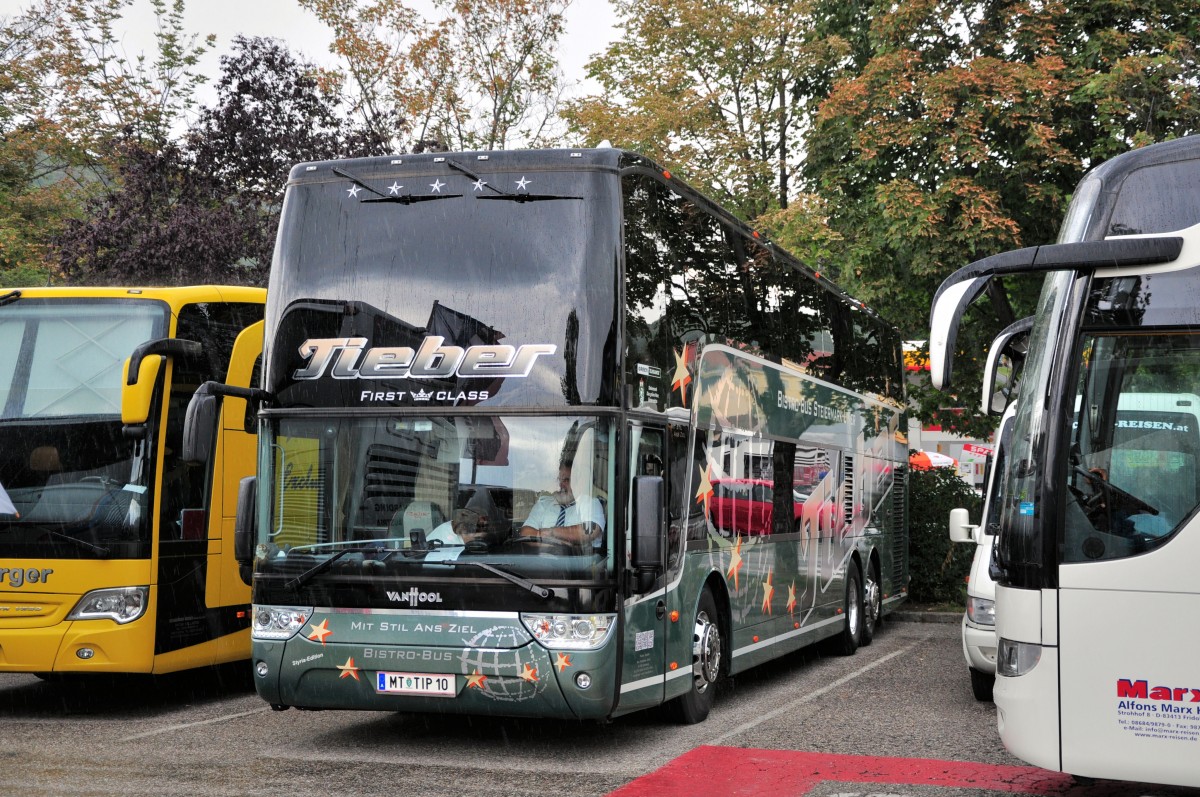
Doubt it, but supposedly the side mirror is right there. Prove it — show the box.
[122,354,163,426]
[235,476,256,585]
[181,384,220,464]
[948,507,978,544]
[630,475,664,592]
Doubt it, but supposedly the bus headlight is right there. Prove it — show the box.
[966,596,996,626]
[521,613,616,650]
[996,637,1041,677]
[252,605,312,640]
[67,587,148,624]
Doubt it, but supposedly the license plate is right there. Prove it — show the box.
[376,671,456,697]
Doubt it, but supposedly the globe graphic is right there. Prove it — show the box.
[458,624,548,703]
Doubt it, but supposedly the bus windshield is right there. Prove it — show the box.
[0,299,167,559]
[265,164,619,410]
[256,413,617,588]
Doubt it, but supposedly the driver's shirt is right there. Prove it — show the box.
[523,496,606,548]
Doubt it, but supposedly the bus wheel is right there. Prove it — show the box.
[861,563,881,647]
[673,588,722,724]
[969,667,995,702]
[832,564,863,656]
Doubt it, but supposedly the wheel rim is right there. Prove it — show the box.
[692,610,721,693]
[847,578,860,634]
[864,572,881,623]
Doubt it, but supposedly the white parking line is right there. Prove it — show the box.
[707,639,924,747]
[119,706,272,741]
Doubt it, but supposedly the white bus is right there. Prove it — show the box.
[929,135,1200,788]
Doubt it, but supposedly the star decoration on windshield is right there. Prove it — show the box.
[430,178,445,193]
[726,535,744,590]
[472,179,487,192]
[519,663,539,683]
[388,182,403,194]
[786,581,797,614]
[761,569,775,614]
[554,652,572,673]
[307,618,332,645]
[514,176,531,191]
[337,656,360,680]
[346,184,362,199]
[466,670,488,689]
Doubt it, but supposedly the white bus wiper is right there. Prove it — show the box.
[428,559,551,599]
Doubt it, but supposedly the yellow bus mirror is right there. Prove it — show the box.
[122,354,163,425]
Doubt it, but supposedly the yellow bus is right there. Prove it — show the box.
[0,286,264,675]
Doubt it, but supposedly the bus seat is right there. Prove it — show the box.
[402,501,443,537]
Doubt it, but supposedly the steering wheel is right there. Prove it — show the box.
[1073,467,1158,536]
[511,532,576,554]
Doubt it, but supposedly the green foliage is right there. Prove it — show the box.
[906,465,980,604]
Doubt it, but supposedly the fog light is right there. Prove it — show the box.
[256,661,269,677]
[575,672,592,689]
[76,648,95,659]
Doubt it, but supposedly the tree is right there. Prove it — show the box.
[0,0,213,282]
[564,0,836,221]
[299,0,570,153]
[797,0,1200,436]
[56,36,385,285]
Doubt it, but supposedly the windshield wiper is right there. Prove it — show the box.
[334,164,463,205]
[444,158,579,203]
[44,528,110,558]
[0,290,20,307]
[288,545,386,590]
[429,560,551,599]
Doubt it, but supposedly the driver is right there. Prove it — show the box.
[517,462,605,548]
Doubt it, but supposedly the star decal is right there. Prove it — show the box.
[514,175,531,191]
[466,670,488,689]
[554,652,572,673]
[761,569,775,614]
[472,178,487,192]
[346,184,362,199]
[519,663,539,683]
[337,656,360,680]
[306,618,332,645]
[786,581,797,614]
[726,535,744,590]
[388,181,403,194]
[671,347,692,404]
[430,178,445,193]
[694,462,714,519]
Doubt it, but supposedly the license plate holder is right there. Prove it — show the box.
[375,671,456,697]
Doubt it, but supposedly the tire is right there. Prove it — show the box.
[860,562,881,647]
[831,563,863,656]
[672,588,723,724]
[970,667,995,702]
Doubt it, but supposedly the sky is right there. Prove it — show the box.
[0,0,619,103]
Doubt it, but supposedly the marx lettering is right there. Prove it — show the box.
[1117,678,1200,702]
[293,336,555,382]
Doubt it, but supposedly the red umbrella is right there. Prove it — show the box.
[909,450,958,470]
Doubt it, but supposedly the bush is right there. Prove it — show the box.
[907,466,981,604]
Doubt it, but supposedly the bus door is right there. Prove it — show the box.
[617,423,667,713]
[154,313,262,670]
[1056,339,1200,781]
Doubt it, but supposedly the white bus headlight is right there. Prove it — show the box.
[252,605,312,640]
[997,637,1042,677]
[966,596,996,626]
[67,586,148,624]
[521,613,616,650]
